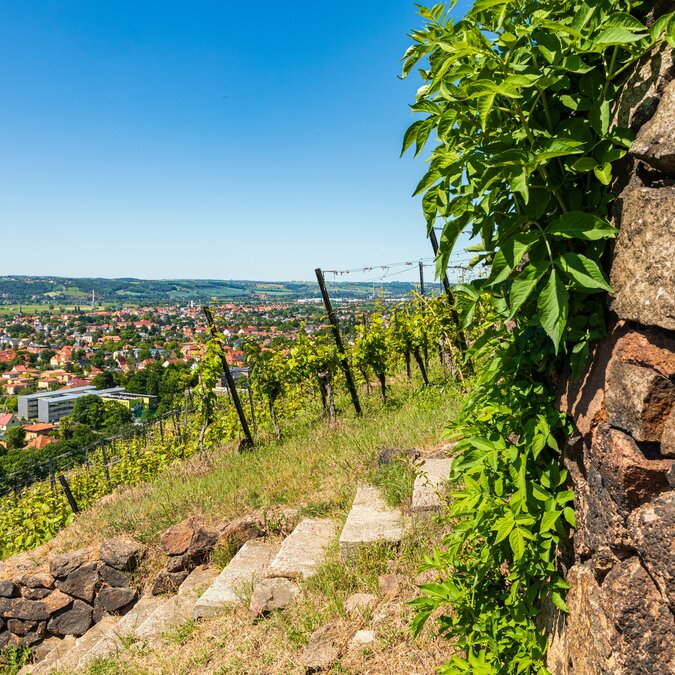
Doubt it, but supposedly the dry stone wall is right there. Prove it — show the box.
[548,36,675,675]
[0,537,144,656]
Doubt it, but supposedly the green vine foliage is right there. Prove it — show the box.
[403,1,672,672]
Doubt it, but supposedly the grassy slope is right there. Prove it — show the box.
[65,375,461,551]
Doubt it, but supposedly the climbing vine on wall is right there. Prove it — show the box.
[403,1,673,672]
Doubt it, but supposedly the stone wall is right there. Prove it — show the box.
[0,538,144,659]
[547,36,675,675]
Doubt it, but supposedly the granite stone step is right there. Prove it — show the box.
[134,564,218,640]
[76,595,165,668]
[192,540,278,619]
[411,458,452,514]
[339,486,406,563]
[265,518,337,580]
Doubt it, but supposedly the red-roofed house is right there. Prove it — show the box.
[0,414,21,437]
[25,435,55,450]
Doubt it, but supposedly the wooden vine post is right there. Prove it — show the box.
[315,268,362,416]
[202,306,255,449]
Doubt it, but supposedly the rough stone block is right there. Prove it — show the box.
[151,570,189,596]
[0,580,18,598]
[590,425,672,511]
[1,598,49,622]
[99,537,145,571]
[605,361,675,441]
[630,79,675,173]
[344,593,377,616]
[249,577,300,618]
[49,549,90,579]
[57,562,99,603]
[47,599,93,637]
[192,540,277,619]
[265,518,336,580]
[662,408,675,457]
[628,492,675,613]
[610,186,675,331]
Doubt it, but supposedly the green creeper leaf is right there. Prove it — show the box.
[509,527,526,560]
[551,591,569,613]
[540,509,561,533]
[563,507,577,528]
[547,212,617,240]
[509,165,529,203]
[508,261,549,319]
[537,269,569,352]
[493,516,515,543]
[571,157,597,172]
[594,27,647,45]
[556,253,612,292]
[401,119,423,157]
[594,162,612,185]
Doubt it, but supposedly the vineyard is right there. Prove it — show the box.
[0,292,468,561]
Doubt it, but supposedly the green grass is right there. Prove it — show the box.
[71,373,462,550]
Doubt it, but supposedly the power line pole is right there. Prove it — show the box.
[315,268,362,416]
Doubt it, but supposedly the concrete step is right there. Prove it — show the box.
[411,458,452,514]
[192,539,278,619]
[339,486,406,563]
[266,518,337,580]
[76,595,165,668]
[134,564,218,640]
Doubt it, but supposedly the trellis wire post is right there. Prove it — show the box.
[202,306,254,449]
[246,379,257,434]
[48,458,56,495]
[419,260,425,296]
[58,475,79,514]
[315,268,362,416]
[101,441,111,487]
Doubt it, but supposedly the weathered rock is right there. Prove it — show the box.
[250,577,300,618]
[662,408,675,457]
[0,630,19,649]
[628,492,675,612]
[43,589,73,614]
[560,564,620,674]
[20,572,54,590]
[605,361,675,442]
[590,425,672,511]
[57,562,99,603]
[166,554,191,573]
[612,41,675,131]
[31,635,64,662]
[301,639,339,672]
[219,514,265,550]
[1,598,49,621]
[602,557,675,674]
[21,587,52,600]
[378,574,402,600]
[21,621,47,646]
[98,564,131,588]
[151,570,189,595]
[192,539,278,619]
[94,586,137,616]
[49,549,91,579]
[47,599,93,637]
[0,580,18,598]
[99,537,145,571]
[7,618,37,636]
[350,629,375,647]
[187,526,218,560]
[266,518,337,580]
[344,592,377,616]
[610,186,675,331]
[159,520,194,556]
[630,79,675,173]
[613,325,675,378]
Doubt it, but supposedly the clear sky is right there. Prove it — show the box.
[0,1,471,283]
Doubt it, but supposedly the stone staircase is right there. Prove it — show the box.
[19,458,451,673]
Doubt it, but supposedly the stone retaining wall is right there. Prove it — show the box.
[547,32,675,675]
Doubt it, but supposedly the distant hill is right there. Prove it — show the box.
[0,276,431,306]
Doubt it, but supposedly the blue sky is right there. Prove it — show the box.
[0,1,471,282]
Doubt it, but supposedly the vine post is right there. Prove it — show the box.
[314,268,362,415]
